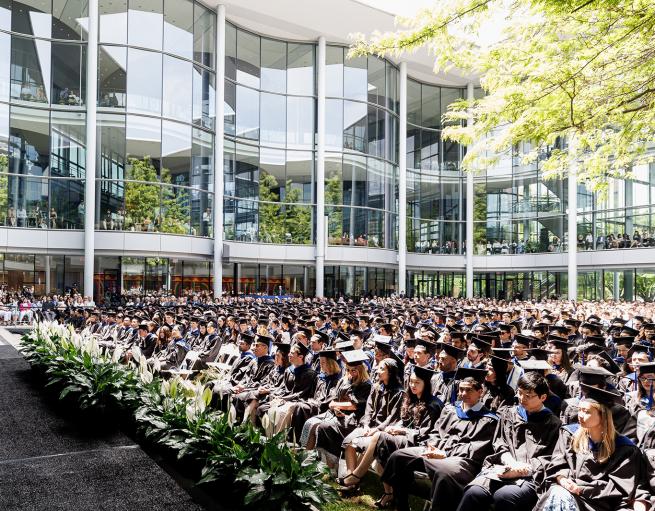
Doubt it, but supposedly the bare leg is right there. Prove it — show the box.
[352,431,380,478]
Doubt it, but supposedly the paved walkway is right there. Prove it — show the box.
[0,330,205,511]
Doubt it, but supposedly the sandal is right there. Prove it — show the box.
[337,472,362,488]
[374,492,394,509]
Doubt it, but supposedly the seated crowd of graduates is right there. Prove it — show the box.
[78,300,655,511]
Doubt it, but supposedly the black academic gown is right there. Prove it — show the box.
[381,402,498,511]
[255,364,317,419]
[560,397,638,443]
[432,370,457,405]
[290,372,342,441]
[231,356,276,416]
[535,424,643,511]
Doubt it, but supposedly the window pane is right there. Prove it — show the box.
[9,106,50,176]
[326,46,343,97]
[234,142,258,200]
[12,0,52,38]
[160,184,190,234]
[126,114,161,177]
[98,45,126,108]
[52,43,85,106]
[286,96,313,150]
[287,43,313,96]
[261,38,286,94]
[7,175,49,226]
[128,0,163,51]
[0,103,8,157]
[191,127,212,190]
[260,92,285,148]
[164,0,193,60]
[325,153,342,205]
[162,119,191,187]
[407,79,421,126]
[343,154,366,207]
[127,48,162,115]
[0,32,9,102]
[51,110,86,179]
[97,112,125,180]
[225,22,236,80]
[162,55,192,121]
[98,179,124,229]
[441,87,461,127]
[343,100,366,153]
[236,85,259,140]
[193,3,215,68]
[236,29,260,88]
[11,35,51,104]
[124,178,161,231]
[386,63,398,112]
[53,0,87,40]
[50,178,84,228]
[192,65,215,130]
[343,55,366,101]
[422,85,440,130]
[99,0,127,44]
[325,98,342,151]
[0,0,9,31]
[286,150,312,203]
[367,56,385,107]
[259,147,285,201]
[224,80,235,136]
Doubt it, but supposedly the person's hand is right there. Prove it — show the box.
[423,448,447,459]
[385,426,406,435]
[557,476,582,495]
[258,386,270,395]
[363,428,377,437]
[498,463,531,479]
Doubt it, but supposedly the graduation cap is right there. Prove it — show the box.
[585,335,607,347]
[342,349,369,366]
[439,343,465,360]
[610,317,627,325]
[292,342,310,357]
[334,340,355,352]
[374,338,394,353]
[519,359,552,372]
[350,329,365,339]
[490,355,509,377]
[412,365,437,382]
[572,365,613,386]
[454,367,487,384]
[513,334,536,348]
[529,348,554,361]
[595,351,622,375]
[579,383,624,407]
[273,341,292,354]
[586,314,601,322]
[549,325,570,336]
[470,337,492,353]
[628,343,653,360]
[547,338,573,351]
[415,338,438,354]
[313,331,330,344]
[449,330,466,341]
[238,332,255,344]
[621,326,639,337]
[498,323,512,332]
[491,347,513,361]
[318,349,338,360]
[404,324,418,335]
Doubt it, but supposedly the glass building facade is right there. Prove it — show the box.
[1,1,655,301]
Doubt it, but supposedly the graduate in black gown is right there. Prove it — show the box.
[535,384,643,511]
[457,372,562,511]
[380,367,498,511]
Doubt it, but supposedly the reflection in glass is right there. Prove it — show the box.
[191,128,212,191]
[12,0,52,38]
[343,55,367,101]
[192,65,215,130]
[126,48,162,115]
[162,55,192,121]
[286,96,313,150]
[50,110,85,179]
[97,112,126,180]
[161,120,191,187]
[164,0,193,60]
[343,100,366,153]
[326,46,343,98]
[126,114,161,177]
[52,43,85,106]
[325,98,343,151]
[260,92,285,147]
[234,142,258,201]
[10,35,51,104]
[261,38,286,94]
[6,175,49,227]
[99,0,127,44]
[236,85,259,140]
[236,29,260,88]
[0,32,9,102]
[193,3,215,68]
[422,85,440,130]
[286,150,313,203]
[49,178,84,228]
[367,56,385,107]
[53,0,87,40]
[259,147,285,201]
[98,45,126,108]
[224,80,235,136]
[128,0,163,50]
[287,43,313,96]
[407,79,421,126]
[0,103,8,157]
[225,22,236,80]
[9,106,50,176]
[0,0,10,31]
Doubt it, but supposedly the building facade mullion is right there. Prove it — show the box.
[398,62,407,295]
[315,36,326,297]
[465,82,474,298]
[213,4,226,297]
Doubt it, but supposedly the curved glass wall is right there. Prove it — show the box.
[96,0,215,236]
[406,78,465,254]
[0,0,87,229]
[324,46,399,249]
[223,23,316,245]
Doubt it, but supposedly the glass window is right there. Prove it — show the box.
[367,157,384,209]
[287,43,313,96]
[126,114,161,178]
[407,79,421,126]
[367,56,385,107]
[128,0,163,50]
[325,98,343,151]
[50,110,85,179]
[97,179,124,229]
[160,184,190,234]
[343,55,367,101]
[343,154,366,207]
[53,0,87,40]
[97,112,126,180]
[260,92,286,148]
[261,38,286,94]
[192,65,215,130]
[126,48,162,115]
[234,142,258,201]
[98,45,126,108]
[326,46,343,98]
[0,102,8,157]
[225,22,236,81]
[162,55,192,121]
[52,43,85,106]
[191,127,212,190]
[100,0,127,44]
[286,96,313,150]
[0,0,10,31]
[12,0,52,38]
[0,31,9,102]
[10,35,51,104]
[163,0,193,60]
[325,153,342,205]
[286,150,313,203]
[235,85,259,140]
[193,3,215,68]
[9,106,50,176]
[441,88,462,126]
[7,175,49,227]
[386,63,398,113]
[422,85,440,129]
[259,147,285,201]
[343,100,366,153]
[236,29,260,88]
[224,80,235,136]
[49,178,84,228]
[161,120,191,187]
[123,178,161,231]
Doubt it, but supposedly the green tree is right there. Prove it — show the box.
[351,0,655,194]
[325,173,343,242]
[284,183,311,244]
[124,157,160,230]
[258,171,285,243]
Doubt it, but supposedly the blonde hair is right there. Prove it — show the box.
[348,363,370,385]
[322,357,341,376]
[571,401,616,464]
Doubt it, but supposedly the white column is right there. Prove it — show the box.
[465,83,474,298]
[213,4,226,298]
[315,36,326,298]
[83,0,98,299]
[567,136,578,300]
[398,62,407,296]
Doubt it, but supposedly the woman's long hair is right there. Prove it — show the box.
[348,363,370,385]
[400,368,433,425]
[571,401,616,464]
